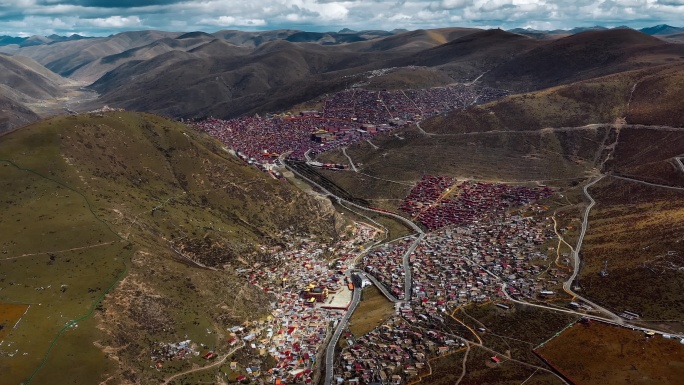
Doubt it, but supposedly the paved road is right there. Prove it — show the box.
[467,70,489,86]
[366,139,379,149]
[287,156,684,385]
[561,175,624,322]
[325,273,362,385]
[415,121,434,136]
[564,175,602,291]
[403,233,424,301]
[413,123,684,138]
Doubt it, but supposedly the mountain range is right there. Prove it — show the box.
[1,24,681,48]
[3,25,684,134]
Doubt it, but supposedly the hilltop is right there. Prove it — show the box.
[0,111,343,384]
[481,29,684,91]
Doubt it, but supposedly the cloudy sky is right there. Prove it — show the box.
[1,0,683,36]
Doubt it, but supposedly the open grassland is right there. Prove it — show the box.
[349,286,395,338]
[0,111,341,384]
[320,168,413,212]
[578,177,684,323]
[536,321,684,385]
[0,158,129,385]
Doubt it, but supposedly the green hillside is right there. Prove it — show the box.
[0,111,342,384]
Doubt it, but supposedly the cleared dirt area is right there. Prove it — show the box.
[536,321,684,385]
[348,286,395,338]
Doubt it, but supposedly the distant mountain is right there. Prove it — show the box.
[508,24,684,39]
[0,54,73,132]
[86,28,483,119]
[0,36,27,46]
[481,28,684,91]
[565,25,609,34]
[407,29,540,79]
[639,24,684,35]
[662,32,684,43]
[285,31,367,44]
[0,30,184,78]
[0,54,70,101]
[210,29,396,47]
[0,34,93,47]
[5,25,684,125]
[69,33,228,83]
[510,25,609,35]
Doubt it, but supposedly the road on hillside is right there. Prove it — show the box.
[324,273,362,385]
[285,151,684,385]
[611,174,684,192]
[562,175,623,322]
[342,147,358,172]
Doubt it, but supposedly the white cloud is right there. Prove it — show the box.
[83,15,142,28]
[199,16,267,27]
[1,0,684,36]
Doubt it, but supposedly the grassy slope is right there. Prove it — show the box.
[0,111,341,384]
[579,177,684,322]
[536,322,684,385]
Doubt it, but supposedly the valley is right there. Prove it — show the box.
[1,23,684,385]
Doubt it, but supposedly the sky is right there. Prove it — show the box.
[1,0,683,37]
